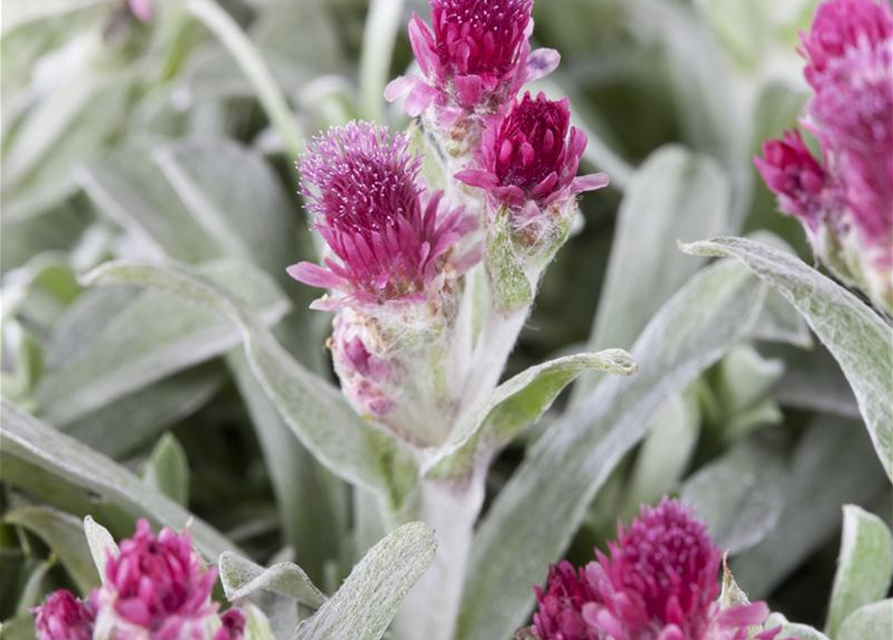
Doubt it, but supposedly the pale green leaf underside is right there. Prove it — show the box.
[81,261,414,502]
[682,236,893,481]
[764,614,832,640]
[218,551,327,609]
[84,515,118,584]
[292,522,436,640]
[0,399,238,560]
[425,349,637,478]
[836,599,893,640]
[826,505,893,637]
[457,261,767,640]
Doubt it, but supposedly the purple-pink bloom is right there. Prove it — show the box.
[100,518,218,640]
[527,499,782,640]
[531,561,600,640]
[385,0,559,122]
[214,609,246,640]
[456,92,609,217]
[34,590,96,640]
[754,129,827,230]
[288,122,479,309]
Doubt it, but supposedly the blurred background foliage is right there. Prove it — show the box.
[1,0,890,633]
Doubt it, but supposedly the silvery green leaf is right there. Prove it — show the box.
[84,515,118,584]
[1,0,113,35]
[825,506,893,637]
[425,349,637,478]
[36,260,289,424]
[765,614,832,640]
[680,437,785,554]
[750,287,812,348]
[227,350,343,582]
[292,522,436,640]
[62,364,224,458]
[358,0,406,120]
[682,236,893,481]
[243,602,278,640]
[142,433,190,506]
[485,212,533,312]
[768,343,859,419]
[0,614,37,640]
[81,261,416,504]
[0,399,239,560]
[836,600,892,640]
[580,146,729,374]
[457,260,767,640]
[79,145,219,264]
[15,561,54,614]
[218,551,326,608]
[4,506,98,593]
[732,417,889,598]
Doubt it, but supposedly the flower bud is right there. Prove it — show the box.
[94,519,220,640]
[455,92,608,310]
[757,0,892,313]
[214,609,246,640]
[385,0,559,162]
[34,590,96,640]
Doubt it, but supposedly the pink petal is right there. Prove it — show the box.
[571,172,610,194]
[454,75,484,108]
[405,82,439,117]
[455,169,500,189]
[524,48,561,82]
[384,76,414,103]
[408,14,437,77]
[286,262,342,289]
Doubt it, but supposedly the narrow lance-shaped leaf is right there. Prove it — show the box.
[4,506,99,594]
[142,433,190,507]
[456,260,767,640]
[218,551,327,609]
[81,261,416,505]
[425,349,636,478]
[682,236,893,481]
[0,399,239,560]
[292,522,437,640]
[36,261,289,424]
[825,505,893,637]
[84,515,118,584]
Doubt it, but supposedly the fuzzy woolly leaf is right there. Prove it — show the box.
[36,261,289,424]
[84,515,118,584]
[0,399,239,560]
[81,261,416,504]
[457,260,767,640]
[682,236,893,481]
[826,506,893,637]
[426,349,636,478]
[680,437,785,554]
[142,433,190,506]
[836,600,893,640]
[218,551,326,608]
[764,614,832,640]
[292,522,436,640]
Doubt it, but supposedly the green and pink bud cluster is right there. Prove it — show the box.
[756,0,893,313]
[34,520,247,640]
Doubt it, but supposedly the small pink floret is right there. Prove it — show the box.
[34,590,95,640]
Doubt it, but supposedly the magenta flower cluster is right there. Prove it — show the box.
[288,122,478,309]
[34,519,244,640]
[756,0,892,307]
[384,0,559,125]
[457,91,609,223]
[527,499,782,640]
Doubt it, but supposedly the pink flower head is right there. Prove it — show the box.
[101,518,218,640]
[581,499,777,640]
[385,0,559,121]
[456,92,609,215]
[525,499,783,640]
[801,0,893,246]
[330,311,394,418]
[288,122,478,309]
[754,129,827,229]
[34,590,96,640]
[531,561,600,640]
[214,609,246,640]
